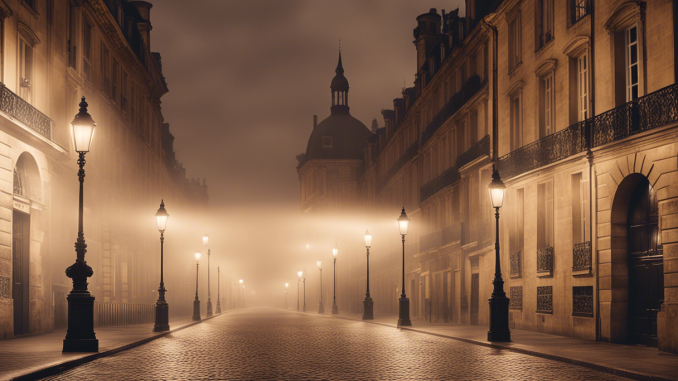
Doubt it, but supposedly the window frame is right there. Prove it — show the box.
[577,51,589,121]
[625,24,640,102]
[322,136,333,148]
[508,10,522,72]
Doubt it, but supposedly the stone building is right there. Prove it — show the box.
[298,0,678,354]
[0,0,207,340]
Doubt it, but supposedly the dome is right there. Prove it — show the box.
[304,114,372,161]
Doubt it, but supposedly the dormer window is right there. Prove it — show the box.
[322,136,333,148]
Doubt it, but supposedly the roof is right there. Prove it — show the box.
[303,114,372,162]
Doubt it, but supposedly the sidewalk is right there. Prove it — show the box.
[0,311,230,381]
[318,310,678,381]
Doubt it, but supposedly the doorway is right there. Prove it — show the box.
[470,273,479,325]
[627,180,663,346]
[12,210,30,336]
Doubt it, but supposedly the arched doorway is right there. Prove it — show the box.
[12,152,41,336]
[627,178,663,346]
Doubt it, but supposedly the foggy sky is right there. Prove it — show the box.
[150,1,465,304]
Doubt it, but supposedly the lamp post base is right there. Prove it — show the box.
[318,301,324,314]
[397,297,412,327]
[487,295,511,342]
[206,300,213,317]
[63,292,98,352]
[362,297,374,320]
[153,300,170,332]
[331,303,338,315]
[192,299,201,321]
[216,300,222,314]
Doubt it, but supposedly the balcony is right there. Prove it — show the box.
[572,241,592,275]
[0,83,53,140]
[499,83,678,180]
[457,134,490,169]
[442,223,460,245]
[420,165,461,202]
[510,250,522,278]
[420,230,442,252]
[537,246,554,277]
[379,141,419,192]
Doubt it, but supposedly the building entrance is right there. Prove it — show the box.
[12,210,30,336]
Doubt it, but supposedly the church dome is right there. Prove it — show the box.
[304,114,372,161]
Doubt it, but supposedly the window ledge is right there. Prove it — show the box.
[508,62,523,77]
[535,37,555,55]
[568,14,590,30]
[572,268,592,277]
[536,270,553,278]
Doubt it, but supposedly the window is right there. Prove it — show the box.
[68,3,77,69]
[83,19,92,80]
[121,71,128,113]
[540,73,555,137]
[512,188,525,254]
[456,122,465,155]
[537,180,554,250]
[577,52,589,121]
[18,37,33,101]
[572,0,589,23]
[571,173,587,244]
[111,59,119,102]
[130,84,136,121]
[626,25,639,101]
[101,44,110,94]
[470,109,478,144]
[510,94,522,150]
[538,0,554,48]
[508,12,522,71]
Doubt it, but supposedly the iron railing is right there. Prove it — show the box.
[94,302,155,328]
[572,241,592,272]
[499,83,678,180]
[510,250,522,277]
[537,246,554,276]
[457,134,490,169]
[442,223,460,245]
[420,165,461,202]
[420,230,442,252]
[573,286,594,317]
[379,141,419,192]
[537,286,553,314]
[0,83,53,139]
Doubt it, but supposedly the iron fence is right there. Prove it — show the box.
[420,165,461,202]
[456,134,490,169]
[536,246,554,276]
[419,230,442,252]
[442,223,460,245]
[0,83,53,139]
[572,241,592,272]
[379,141,419,192]
[94,302,155,328]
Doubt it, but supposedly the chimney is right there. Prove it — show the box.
[413,8,442,70]
[131,1,153,50]
[313,115,318,129]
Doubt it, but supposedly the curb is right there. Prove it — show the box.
[291,310,673,381]
[12,310,233,381]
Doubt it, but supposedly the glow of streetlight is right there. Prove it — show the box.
[155,201,169,232]
[298,271,303,278]
[239,279,243,284]
[194,251,201,261]
[71,97,96,153]
[317,260,322,269]
[332,244,339,258]
[203,234,209,246]
[364,230,372,248]
[398,208,410,236]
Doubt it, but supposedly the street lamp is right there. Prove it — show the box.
[363,230,374,320]
[487,164,510,342]
[397,208,412,327]
[239,279,243,308]
[192,251,201,321]
[63,97,98,353]
[317,261,324,314]
[331,244,339,315]
[285,283,289,310]
[297,271,302,311]
[203,234,213,317]
[153,200,170,332]
[216,265,222,314]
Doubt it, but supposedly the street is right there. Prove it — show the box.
[42,308,628,380]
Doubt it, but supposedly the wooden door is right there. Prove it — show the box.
[627,181,663,346]
[12,210,30,336]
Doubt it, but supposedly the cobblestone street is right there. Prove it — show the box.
[41,308,629,380]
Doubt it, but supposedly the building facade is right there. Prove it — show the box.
[0,0,207,340]
[298,0,678,354]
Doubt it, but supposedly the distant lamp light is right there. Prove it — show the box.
[239,279,243,284]
[397,208,410,236]
[285,283,289,289]
[195,251,201,262]
[364,230,373,248]
[488,165,506,209]
[71,97,96,153]
[317,261,322,269]
[332,244,339,258]
[203,234,209,246]
[306,243,310,250]
[298,271,303,278]
[155,200,169,232]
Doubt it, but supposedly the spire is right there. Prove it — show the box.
[330,48,350,115]
[336,50,344,74]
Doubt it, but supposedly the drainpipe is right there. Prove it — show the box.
[480,18,498,162]
[589,0,600,341]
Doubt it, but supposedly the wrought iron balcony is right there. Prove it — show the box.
[420,165,461,202]
[499,83,678,180]
[379,141,419,192]
[537,246,554,276]
[461,221,472,246]
[442,223,460,245]
[457,134,490,169]
[510,250,522,278]
[572,241,592,273]
[420,230,442,252]
[0,83,53,140]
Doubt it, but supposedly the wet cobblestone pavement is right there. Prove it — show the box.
[42,308,629,380]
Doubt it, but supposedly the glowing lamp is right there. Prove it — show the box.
[285,283,289,289]
[203,234,209,246]
[155,200,169,232]
[364,230,372,248]
[71,97,96,153]
[488,166,506,209]
[194,251,201,262]
[317,261,322,269]
[397,208,410,236]
[297,271,303,278]
[332,244,339,258]
[239,279,243,284]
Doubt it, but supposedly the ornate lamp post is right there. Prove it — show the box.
[331,245,339,315]
[317,261,324,314]
[192,251,202,321]
[153,201,170,332]
[239,279,243,308]
[487,165,510,341]
[216,265,222,314]
[362,230,374,320]
[63,97,98,353]
[204,234,213,317]
[297,271,302,311]
[285,283,289,310]
[397,208,412,327]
